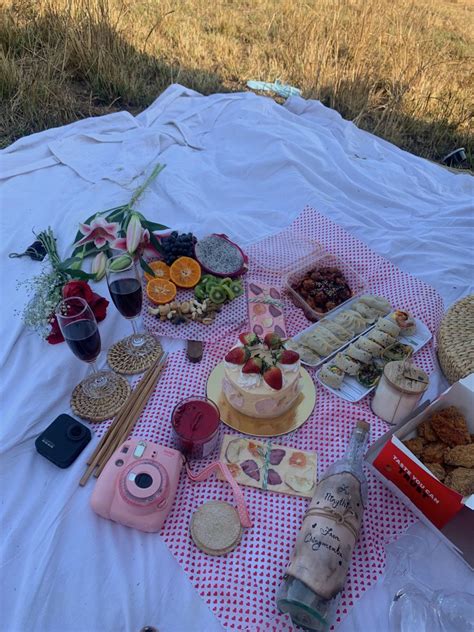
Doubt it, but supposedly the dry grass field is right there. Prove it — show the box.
[1,0,473,165]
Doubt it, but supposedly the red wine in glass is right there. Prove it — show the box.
[63,319,101,362]
[106,254,155,357]
[108,278,143,318]
[56,296,121,399]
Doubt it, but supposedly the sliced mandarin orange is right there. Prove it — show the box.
[144,260,170,283]
[169,256,201,288]
[146,278,177,305]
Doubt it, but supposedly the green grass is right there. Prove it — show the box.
[1,0,473,167]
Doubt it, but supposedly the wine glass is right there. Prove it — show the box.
[56,297,121,398]
[105,253,155,356]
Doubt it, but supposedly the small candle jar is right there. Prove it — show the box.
[371,361,429,425]
[171,396,221,460]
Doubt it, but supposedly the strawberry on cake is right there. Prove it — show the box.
[222,332,302,419]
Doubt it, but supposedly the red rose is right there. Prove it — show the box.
[62,280,94,302]
[89,292,109,322]
[46,315,65,344]
[47,281,109,344]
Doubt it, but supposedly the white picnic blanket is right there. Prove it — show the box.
[1,84,473,632]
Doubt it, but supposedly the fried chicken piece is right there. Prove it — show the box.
[429,406,470,447]
[421,441,448,464]
[417,420,438,442]
[403,437,425,458]
[444,468,474,496]
[425,463,446,481]
[444,444,474,469]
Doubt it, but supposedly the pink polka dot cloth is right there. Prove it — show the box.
[96,207,444,630]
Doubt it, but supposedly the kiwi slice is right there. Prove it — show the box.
[200,274,216,284]
[209,286,227,304]
[230,281,243,297]
[205,279,220,293]
[223,285,236,300]
[220,277,233,287]
[194,284,207,301]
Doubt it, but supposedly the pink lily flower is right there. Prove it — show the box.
[113,228,162,259]
[75,217,120,249]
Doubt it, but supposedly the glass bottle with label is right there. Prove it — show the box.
[277,420,370,631]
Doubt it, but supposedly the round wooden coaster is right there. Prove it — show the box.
[107,335,162,375]
[71,371,131,422]
[190,501,242,556]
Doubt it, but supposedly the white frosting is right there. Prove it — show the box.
[237,372,262,389]
[278,361,300,374]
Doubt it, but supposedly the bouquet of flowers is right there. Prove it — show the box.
[18,163,168,344]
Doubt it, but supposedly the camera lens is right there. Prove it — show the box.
[134,472,153,489]
[67,423,85,441]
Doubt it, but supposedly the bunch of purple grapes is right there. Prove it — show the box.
[160,231,197,265]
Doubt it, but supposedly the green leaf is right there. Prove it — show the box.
[148,231,164,254]
[143,220,169,232]
[62,268,96,280]
[71,241,98,258]
[58,256,83,269]
[139,257,156,277]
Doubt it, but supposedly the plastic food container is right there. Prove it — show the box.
[284,252,366,322]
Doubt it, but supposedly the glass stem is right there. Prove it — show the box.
[90,361,99,374]
[131,318,140,336]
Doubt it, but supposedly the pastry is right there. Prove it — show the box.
[444,468,474,496]
[300,331,340,357]
[319,364,344,389]
[356,336,384,357]
[358,295,392,314]
[382,342,413,362]
[333,309,367,334]
[222,332,302,419]
[375,317,401,337]
[356,361,382,388]
[367,329,396,348]
[429,406,471,447]
[352,301,380,323]
[333,353,360,376]
[346,343,372,364]
[444,444,474,469]
[317,320,352,342]
[388,310,417,336]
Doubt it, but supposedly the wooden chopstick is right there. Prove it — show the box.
[93,354,168,478]
[79,352,167,486]
[86,359,158,466]
[80,364,158,486]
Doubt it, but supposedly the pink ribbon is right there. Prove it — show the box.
[186,461,253,528]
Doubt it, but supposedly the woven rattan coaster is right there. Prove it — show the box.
[190,501,242,556]
[107,335,162,375]
[437,294,474,384]
[71,372,131,422]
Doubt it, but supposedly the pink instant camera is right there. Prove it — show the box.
[91,439,184,533]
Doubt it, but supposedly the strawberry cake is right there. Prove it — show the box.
[222,332,302,419]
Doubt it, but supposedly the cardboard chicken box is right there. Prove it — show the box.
[366,374,474,569]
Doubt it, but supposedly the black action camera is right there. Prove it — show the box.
[35,414,91,468]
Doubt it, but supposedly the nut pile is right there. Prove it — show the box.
[403,406,474,496]
[148,298,221,326]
